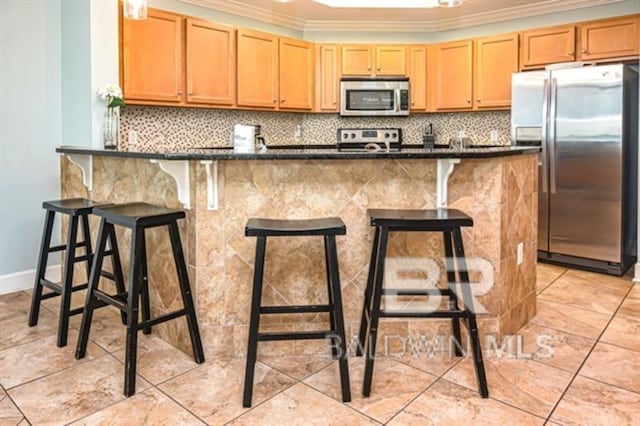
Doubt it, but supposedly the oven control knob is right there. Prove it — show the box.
[351,133,356,139]
[384,133,390,138]
[392,133,397,138]
[342,133,348,139]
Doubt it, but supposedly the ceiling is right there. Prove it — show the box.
[182,0,621,32]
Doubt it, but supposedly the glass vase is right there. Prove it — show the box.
[103,106,119,149]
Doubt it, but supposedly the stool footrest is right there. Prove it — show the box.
[73,254,92,263]
[258,330,334,341]
[48,244,66,253]
[69,307,85,316]
[100,271,116,281]
[93,290,128,311]
[382,288,454,297]
[138,309,186,329]
[379,309,467,319]
[260,304,331,315]
[40,291,59,300]
[40,278,62,293]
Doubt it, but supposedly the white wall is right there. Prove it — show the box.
[0,0,62,291]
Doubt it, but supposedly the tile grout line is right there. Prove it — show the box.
[1,384,32,425]
[543,282,636,423]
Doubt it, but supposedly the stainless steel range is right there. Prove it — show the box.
[336,128,402,152]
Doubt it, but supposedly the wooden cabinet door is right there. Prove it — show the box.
[521,25,575,68]
[186,19,235,106]
[237,29,278,108]
[375,45,407,75]
[474,33,518,109]
[579,16,639,61]
[316,44,340,111]
[279,37,314,110]
[122,9,183,102]
[434,40,473,110]
[341,45,373,75]
[408,46,426,111]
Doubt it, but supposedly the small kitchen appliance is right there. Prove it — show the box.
[337,128,402,151]
[340,78,410,117]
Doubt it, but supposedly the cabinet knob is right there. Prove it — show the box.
[281,99,285,103]
[333,102,337,105]
[582,49,587,54]
[377,67,381,71]
[569,51,574,55]
[467,99,471,104]
[367,67,371,71]
[411,101,415,105]
[188,92,194,95]
[273,99,277,103]
[177,91,183,95]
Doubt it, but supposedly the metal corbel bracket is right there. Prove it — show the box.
[149,159,191,209]
[66,154,93,192]
[200,160,219,210]
[436,158,460,208]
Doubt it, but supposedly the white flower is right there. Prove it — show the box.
[97,83,123,101]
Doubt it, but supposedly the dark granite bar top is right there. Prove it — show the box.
[57,144,540,160]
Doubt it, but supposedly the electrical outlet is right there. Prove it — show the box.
[490,130,498,142]
[516,242,524,265]
[457,130,466,138]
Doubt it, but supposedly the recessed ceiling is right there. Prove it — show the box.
[182,0,622,32]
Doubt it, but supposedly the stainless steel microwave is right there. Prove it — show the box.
[340,78,410,117]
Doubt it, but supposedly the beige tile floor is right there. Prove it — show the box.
[0,264,638,425]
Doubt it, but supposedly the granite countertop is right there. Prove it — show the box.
[56,144,540,160]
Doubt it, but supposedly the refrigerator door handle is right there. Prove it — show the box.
[549,77,558,194]
[541,78,550,194]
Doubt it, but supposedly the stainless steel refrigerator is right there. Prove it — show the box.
[511,63,638,276]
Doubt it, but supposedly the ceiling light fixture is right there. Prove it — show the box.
[123,0,148,20]
[438,0,464,7]
[312,0,444,8]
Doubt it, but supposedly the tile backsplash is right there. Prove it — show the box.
[119,106,511,150]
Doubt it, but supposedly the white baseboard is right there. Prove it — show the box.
[634,262,640,284]
[0,265,62,295]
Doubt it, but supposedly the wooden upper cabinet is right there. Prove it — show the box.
[474,33,518,109]
[122,8,183,102]
[185,19,235,106]
[279,37,314,110]
[341,45,373,75]
[408,46,426,111]
[316,44,340,111]
[434,40,473,110]
[579,16,640,61]
[237,29,278,109]
[520,25,575,68]
[375,45,407,75]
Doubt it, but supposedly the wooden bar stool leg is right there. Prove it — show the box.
[326,235,352,403]
[140,229,152,335]
[29,210,56,327]
[76,218,108,359]
[243,236,267,408]
[124,227,144,397]
[168,222,205,363]
[362,227,389,397]
[80,214,93,281]
[324,238,337,359]
[443,231,463,357]
[452,228,489,398]
[356,226,380,357]
[107,224,128,325]
[57,215,79,347]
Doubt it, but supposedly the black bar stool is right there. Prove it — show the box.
[243,217,351,407]
[356,208,488,398]
[28,198,119,347]
[75,202,205,397]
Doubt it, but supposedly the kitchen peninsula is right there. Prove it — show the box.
[57,145,539,358]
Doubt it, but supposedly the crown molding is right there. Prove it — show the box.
[181,0,624,33]
[181,0,306,30]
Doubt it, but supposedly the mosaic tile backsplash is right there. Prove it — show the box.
[119,106,512,150]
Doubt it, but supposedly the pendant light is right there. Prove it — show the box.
[123,0,148,20]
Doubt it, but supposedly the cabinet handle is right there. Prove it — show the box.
[569,51,574,55]
[582,49,587,54]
